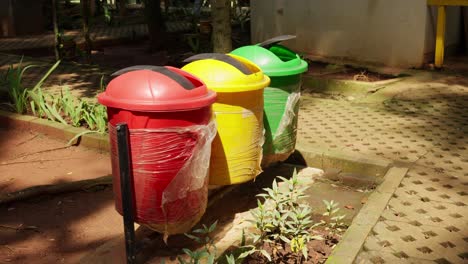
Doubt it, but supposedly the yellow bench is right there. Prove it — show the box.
[427,0,468,67]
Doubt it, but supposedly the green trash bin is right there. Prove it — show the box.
[231,35,308,167]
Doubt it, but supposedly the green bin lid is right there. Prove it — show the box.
[231,35,308,77]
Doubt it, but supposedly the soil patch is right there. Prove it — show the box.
[0,127,119,264]
[0,127,111,193]
[245,230,338,264]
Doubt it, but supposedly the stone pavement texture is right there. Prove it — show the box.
[0,22,191,52]
[298,71,468,263]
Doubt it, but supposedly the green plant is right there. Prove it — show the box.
[29,88,67,125]
[2,58,35,113]
[81,102,107,132]
[3,59,60,114]
[66,101,107,145]
[179,221,218,264]
[103,4,113,25]
[245,169,322,262]
[322,200,346,235]
[99,75,106,92]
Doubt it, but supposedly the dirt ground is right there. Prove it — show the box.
[0,127,121,264]
[0,128,110,192]
[0,127,370,264]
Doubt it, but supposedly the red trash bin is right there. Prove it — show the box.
[98,66,217,236]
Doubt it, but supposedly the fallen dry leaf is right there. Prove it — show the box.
[344,205,355,210]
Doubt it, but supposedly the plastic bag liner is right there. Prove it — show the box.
[263,85,301,155]
[109,120,217,237]
[273,91,300,152]
[209,104,264,185]
[262,79,301,167]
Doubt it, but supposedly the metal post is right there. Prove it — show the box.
[116,123,136,264]
[435,5,446,68]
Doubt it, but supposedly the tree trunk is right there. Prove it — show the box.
[81,0,92,62]
[143,0,166,51]
[117,0,127,17]
[52,0,60,60]
[211,0,231,53]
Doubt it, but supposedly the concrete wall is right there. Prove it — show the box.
[251,0,463,67]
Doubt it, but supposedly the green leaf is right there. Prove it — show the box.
[207,254,215,264]
[32,60,60,90]
[196,250,209,259]
[67,130,100,146]
[225,254,236,264]
[208,220,218,233]
[44,102,67,125]
[259,250,271,262]
[177,256,188,264]
[302,245,308,260]
[182,248,194,256]
[184,233,200,241]
[238,251,251,259]
[279,235,291,244]
[192,228,205,234]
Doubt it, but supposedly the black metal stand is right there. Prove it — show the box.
[116,123,136,264]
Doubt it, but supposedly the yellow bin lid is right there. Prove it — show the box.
[182,53,270,93]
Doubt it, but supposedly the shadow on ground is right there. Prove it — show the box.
[0,181,119,264]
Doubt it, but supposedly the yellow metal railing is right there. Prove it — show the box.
[427,0,468,67]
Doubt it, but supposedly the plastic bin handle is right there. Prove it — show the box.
[183,53,252,75]
[258,35,296,48]
[111,65,195,90]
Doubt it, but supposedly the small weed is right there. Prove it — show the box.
[322,200,347,235]
[179,221,218,264]
[246,169,322,263]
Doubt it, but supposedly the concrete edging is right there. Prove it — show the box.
[325,166,409,264]
[0,110,109,152]
[303,74,405,96]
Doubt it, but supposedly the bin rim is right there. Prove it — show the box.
[97,66,217,111]
[182,54,271,93]
[231,44,308,77]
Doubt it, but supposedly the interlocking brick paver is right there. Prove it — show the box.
[299,72,468,263]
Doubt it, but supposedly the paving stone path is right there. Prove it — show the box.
[0,22,191,53]
[298,73,468,263]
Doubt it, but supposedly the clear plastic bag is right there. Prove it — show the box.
[273,91,300,152]
[109,120,217,236]
[209,103,265,185]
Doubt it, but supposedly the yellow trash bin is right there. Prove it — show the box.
[182,53,270,185]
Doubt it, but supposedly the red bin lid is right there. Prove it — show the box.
[97,65,216,111]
